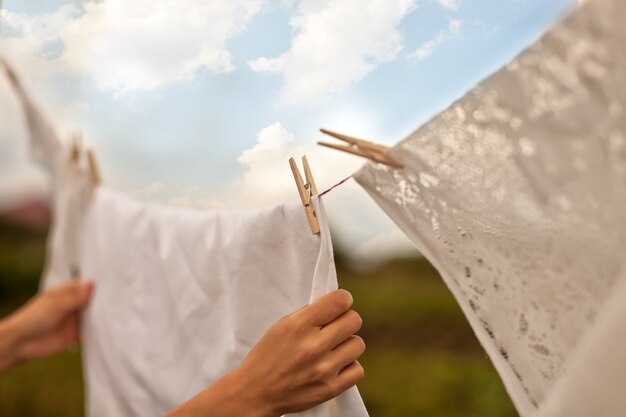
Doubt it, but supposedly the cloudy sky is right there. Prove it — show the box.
[0,0,574,259]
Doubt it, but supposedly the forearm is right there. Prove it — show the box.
[0,316,22,372]
[165,368,277,417]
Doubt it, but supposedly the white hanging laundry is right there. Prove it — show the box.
[1,60,93,290]
[354,0,626,415]
[0,60,63,173]
[74,188,366,417]
[79,187,367,417]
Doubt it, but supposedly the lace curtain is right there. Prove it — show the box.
[354,0,626,414]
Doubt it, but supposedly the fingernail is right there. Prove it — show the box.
[338,289,353,304]
[83,280,95,293]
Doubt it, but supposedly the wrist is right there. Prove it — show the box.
[0,315,24,371]
[221,367,277,417]
[166,367,278,417]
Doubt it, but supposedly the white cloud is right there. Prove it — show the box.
[234,122,415,259]
[437,0,459,11]
[408,33,446,62]
[0,6,85,123]
[408,18,463,62]
[448,19,462,34]
[238,122,295,167]
[2,0,265,95]
[248,56,285,73]
[248,0,416,107]
[231,122,363,208]
[0,0,267,208]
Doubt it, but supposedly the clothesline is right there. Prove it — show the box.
[319,175,353,198]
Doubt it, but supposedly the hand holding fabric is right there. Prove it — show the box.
[0,280,94,371]
[166,289,365,417]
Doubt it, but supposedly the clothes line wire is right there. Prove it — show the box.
[319,175,353,198]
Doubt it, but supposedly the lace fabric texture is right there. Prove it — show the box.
[354,0,626,414]
[532,276,626,417]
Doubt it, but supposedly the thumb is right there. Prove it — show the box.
[53,280,95,313]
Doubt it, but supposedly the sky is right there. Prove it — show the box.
[0,0,575,260]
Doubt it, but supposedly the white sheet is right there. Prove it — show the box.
[1,59,92,290]
[79,187,368,417]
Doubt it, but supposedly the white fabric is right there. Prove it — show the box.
[79,187,368,417]
[42,159,92,288]
[354,0,626,415]
[1,59,63,173]
[533,277,626,417]
[2,60,92,290]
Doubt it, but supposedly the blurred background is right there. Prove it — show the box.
[0,0,577,416]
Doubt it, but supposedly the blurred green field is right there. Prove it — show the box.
[0,220,517,417]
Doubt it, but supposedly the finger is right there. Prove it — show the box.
[332,361,365,396]
[327,336,366,374]
[320,310,363,349]
[298,290,353,327]
[63,314,80,347]
[52,281,94,313]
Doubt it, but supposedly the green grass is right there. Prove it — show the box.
[359,348,516,417]
[0,222,517,416]
[0,351,84,417]
[339,258,516,417]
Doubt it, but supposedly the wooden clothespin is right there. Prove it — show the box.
[86,149,101,186]
[318,128,402,168]
[289,155,320,235]
[69,133,82,164]
[68,133,101,186]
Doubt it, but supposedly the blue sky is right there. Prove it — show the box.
[0,0,575,258]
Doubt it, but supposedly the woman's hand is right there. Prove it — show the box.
[0,280,94,372]
[167,289,365,417]
[235,289,366,415]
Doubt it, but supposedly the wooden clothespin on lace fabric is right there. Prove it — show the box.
[318,128,402,168]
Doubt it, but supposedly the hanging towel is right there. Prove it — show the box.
[79,187,368,417]
[354,0,626,414]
